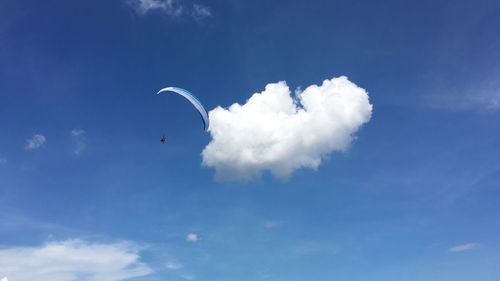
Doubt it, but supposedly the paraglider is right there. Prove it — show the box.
[160,135,167,143]
[157,86,209,132]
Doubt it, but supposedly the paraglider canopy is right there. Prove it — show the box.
[157,86,209,131]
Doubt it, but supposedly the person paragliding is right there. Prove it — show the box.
[157,86,209,142]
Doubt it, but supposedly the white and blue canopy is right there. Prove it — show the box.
[157,86,209,131]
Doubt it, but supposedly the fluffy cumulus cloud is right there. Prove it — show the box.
[449,243,481,253]
[24,134,46,150]
[202,76,373,181]
[127,0,211,20]
[0,239,152,281]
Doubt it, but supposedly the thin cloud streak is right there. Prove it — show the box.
[449,243,481,253]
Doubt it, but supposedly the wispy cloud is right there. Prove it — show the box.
[127,0,183,16]
[71,129,85,137]
[0,212,72,233]
[449,243,481,253]
[191,3,211,20]
[421,75,500,111]
[186,233,199,242]
[24,134,46,150]
[166,260,183,270]
[0,239,152,281]
[71,128,87,155]
[126,0,211,20]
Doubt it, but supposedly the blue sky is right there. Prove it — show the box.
[1,0,500,280]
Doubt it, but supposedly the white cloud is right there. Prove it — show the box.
[127,0,211,20]
[166,260,183,270]
[1,277,9,281]
[186,233,198,242]
[202,76,373,181]
[24,134,46,150]
[71,129,87,155]
[192,3,211,20]
[449,243,481,253]
[0,239,152,281]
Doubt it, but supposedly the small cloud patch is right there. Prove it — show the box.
[25,134,46,150]
[71,129,86,137]
[186,233,198,242]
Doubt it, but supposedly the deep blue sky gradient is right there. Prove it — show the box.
[1,0,499,280]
